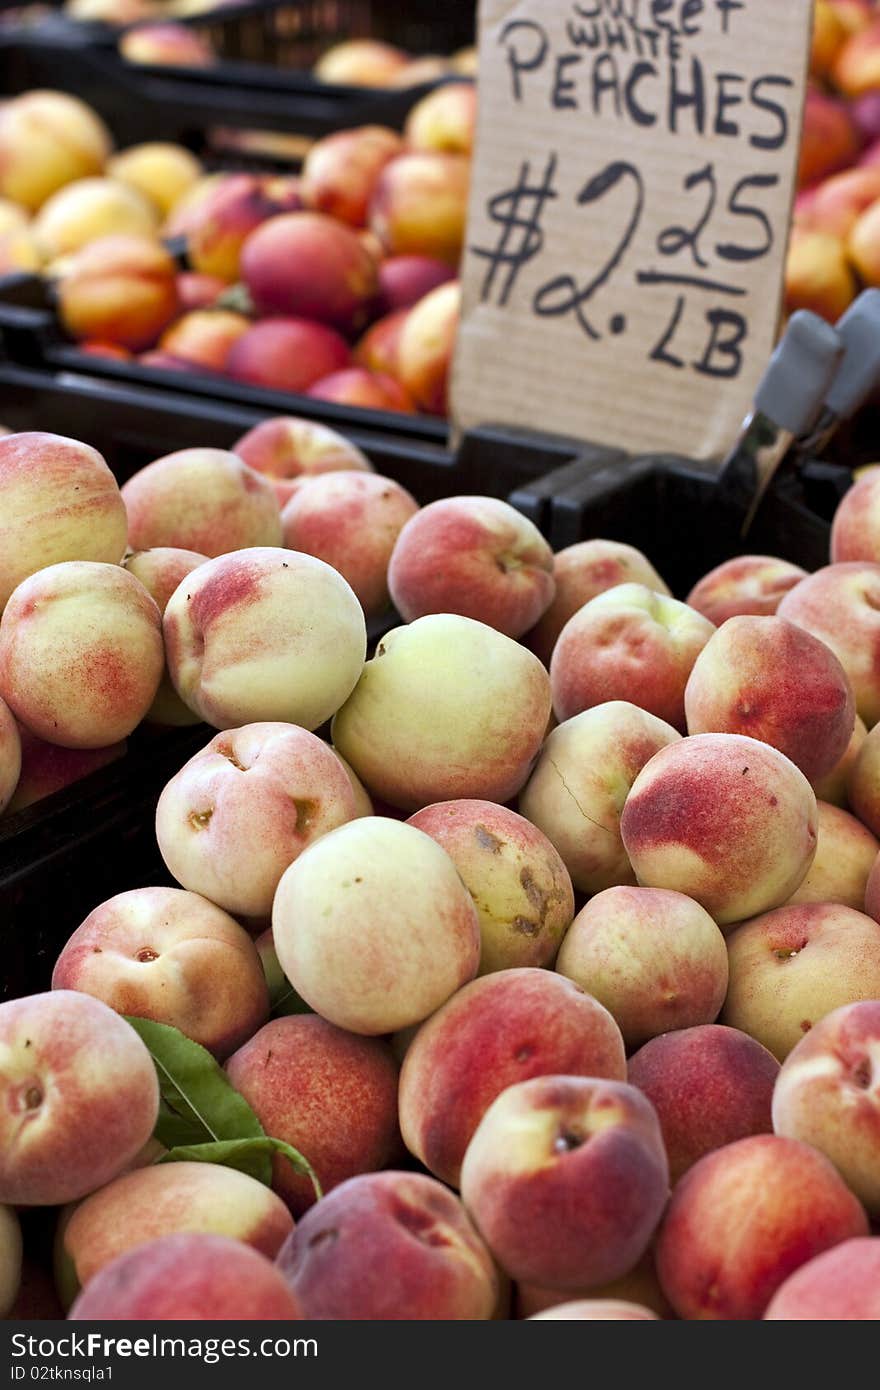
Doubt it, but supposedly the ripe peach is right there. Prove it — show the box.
[528,1300,659,1320]
[354,308,409,378]
[0,90,112,212]
[784,228,856,321]
[0,199,28,236]
[241,212,378,333]
[107,143,203,218]
[764,1238,880,1319]
[0,1206,22,1317]
[225,319,351,394]
[307,367,414,413]
[370,153,470,265]
[831,470,880,565]
[786,801,878,909]
[57,234,180,352]
[398,969,625,1187]
[314,39,409,86]
[5,728,125,814]
[686,554,809,627]
[832,18,880,95]
[0,696,20,813]
[797,88,861,189]
[396,280,460,414]
[121,447,282,556]
[846,718,880,833]
[848,198,880,286]
[377,255,456,313]
[233,416,371,509]
[812,0,849,75]
[175,271,226,311]
[813,713,867,805]
[123,546,208,726]
[778,563,880,726]
[405,82,477,156]
[301,125,404,227]
[185,174,281,283]
[158,309,250,372]
[0,228,41,273]
[0,990,159,1207]
[33,177,158,259]
[119,22,215,67]
[805,165,880,238]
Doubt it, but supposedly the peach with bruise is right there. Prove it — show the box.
[797,88,861,189]
[812,713,867,805]
[301,125,404,227]
[786,801,878,909]
[519,701,681,895]
[784,227,856,321]
[388,495,555,640]
[0,561,164,750]
[0,696,21,814]
[0,90,112,212]
[406,801,574,975]
[460,1076,668,1292]
[175,271,226,311]
[158,309,250,372]
[313,39,410,86]
[52,886,269,1059]
[516,1245,673,1319]
[281,471,418,618]
[233,416,372,509]
[119,22,215,67]
[772,1000,880,1215]
[5,727,125,814]
[656,1134,868,1320]
[620,734,818,927]
[405,82,477,156]
[121,447,281,556]
[377,255,455,313]
[185,174,281,282]
[155,722,357,919]
[107,143,203,218]
[57,234,180,352]
[723,902,880,1059]
[241,212,378,333]
[123,546,208,726]
[528,1300,658,1320]
[778,563,880,727]
[307,367,414,413]
[354,308,409,378]
[398,969,626,1188]
[163,549,366,732]
[225,318,351,394]
[370,153,470,265]
[686,555,809,627]
[331,615,552,812]
[765,1238,880,1319]
[396,280,460,415]
[556,887,729,1050]
[684,616,855,782]
[59,1161,293,1306]
[69,1233,302,1320]
[831,470,880,563]
[0,1206,22,1318]
[627,1024,779,1183]
[551,584,715,731]
[0,990,159,1207]
[226,1015,401,1215]
[33,177,158,259]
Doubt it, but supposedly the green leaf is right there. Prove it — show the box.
[158,1138,322,1200]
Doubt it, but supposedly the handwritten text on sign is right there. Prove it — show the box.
[451,0,813,461]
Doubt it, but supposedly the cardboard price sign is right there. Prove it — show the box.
[451,0,814,461]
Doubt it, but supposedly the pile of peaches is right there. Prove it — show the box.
[0,80,474,416]
[1,421,880,1321]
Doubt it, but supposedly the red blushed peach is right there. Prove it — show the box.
[806,166,880,239]
[765,1237,880,1319]
[175,271,226,311]
[225,318,351,394]
[233,416,372,509]
[388,496,555,640]
[627,1024,780,1183]
[307,366,414,413]
[108,143,203,220]
[785,227,856,321]
[551,584,715,732]
[813,713,867,805]
[276,1170,497,1320]
[52,886,269,1060]
[331,615,552,812]
[57,234,180,352]
[69,1232,302,1320]
[684,616,855,782]
[301,126,404,227]
[396,280,460,415]
[461,1076,668,1292]
[556,887,729,1050]
[405,82,477,156]
[685,554,809,628]
[273,817,481,1035]
[164,550,366,732]
[226,1015,401,1215]
[185,174,281,283]
[772,1000,880,1215]
[123,546,208,726]
[406,801,574,975]
[354,308,409,378]
[155,722,357,919]
[0,991,159,1207]
[370,153,470,265]
[797,88,862,189]
[0,90,112,212]
[620,734,818,927]
[528,1299,658,1320]
[723,902,880,1059]
[0,696,21,813]
[33,177,158,259]
[121,447,281,556]
[158,309,250,372]
[398,969,626,1188]
[831,470,880,564]
[778,563,880,727]
[313,39,410,86]
[119,22,215,67]
[281,470,418,618]
[241,212,378,333]
[0,561,164,750]
[526,540,670,665]
[656,1134,868,1320]
[0,1206,22,1317]
[377,255,456,314]
[5,727,125,814]
[786,801,878,909]
[59,1162,294,1306]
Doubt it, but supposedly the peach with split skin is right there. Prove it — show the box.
[5,728,125,814]
[0,561,163,750]
[301,125,404,227]
[225,318,351,394]
[272,816,480,1035]
[398,968,626,1188]
[405,82,477,156]
[354,308,409,378]
[175,271,226,312]
[627,1024,780,1184]
[331,615,551,812]
[556,887,729,1051]
[107,143,203,219]
[804,166,880,239]
[656,1134,868,1320]
[370,153,470,266]
[226,1015,401,1215]
[121,447,282,556]
[377,255,456,314]
[0,90,112,213]
[831,470,880,564]
[460,1076,668,1293]
[155,722,357,919]
[233,416,372,509]
[784,228,856,321]
[123,546,208,726]
[0,990,159,1208]
[832,17,880,95]
[620,734,818,927]
[51,886,269,1059]
[307,367,414,414]
[185,174,283,283]
[33,177,158,259]
[797,88,862,190]
[723,902,880,1060]
[528,1300,659,1320]
[57,234,180,352]
[786,801,878,910]
[551,584,715,732]
[158,309,250,373]
[765,1238,880,1320]
[519,702,681,896]
[164,549,366,732]
[396,279,460,415]
[314,39,409,86]
[388,496,554,640]
[241,212,378,334]
[0,697,21,814]
[281,470,418,618]
[813,713,867,805]
[119,22,215,67]
[0,1206,22,1317]
[685,554,809,628]
[406,801,574,975]
[772,1000,880,1216]
[68,1232,302,1321]
[778,563,880,727]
